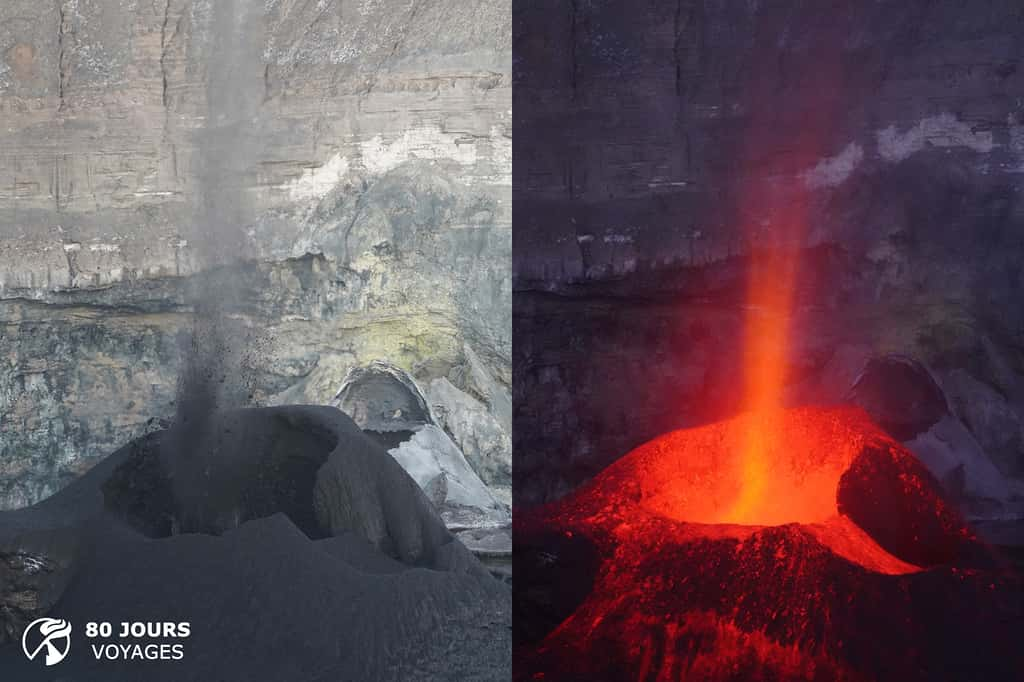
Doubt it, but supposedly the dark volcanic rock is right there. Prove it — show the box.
[837,443,973,567]
[849,355,949,441]
[512,530,599,646]
[103,406,456,566]
[0,405,509,680]
[312,422,453,565]
[519,521,1024,682]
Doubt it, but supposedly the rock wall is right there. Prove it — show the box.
[514,0,1024,508]
[0,0,511,509]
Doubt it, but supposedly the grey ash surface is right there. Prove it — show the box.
[0,406,510,681]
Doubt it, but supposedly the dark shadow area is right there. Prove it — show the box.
[363,429,418,451]
[335,362,433,432]
[103,414,337,540]
[512,530,598,646]
[849,355,949,441]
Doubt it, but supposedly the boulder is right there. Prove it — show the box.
[849,355,949,441]
[387,425,510,531]
[905,415,1024,520]
[845,356,1024,520]
[427,377,512,491]
[333,359,512,522]
[940,368,1024,477]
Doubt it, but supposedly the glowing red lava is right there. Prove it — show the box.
[515,406,1024,681]
[564,406,957,574]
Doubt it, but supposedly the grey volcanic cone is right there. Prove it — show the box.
[0,406,509,681]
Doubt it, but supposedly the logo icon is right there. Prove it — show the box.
[22,618,72,666]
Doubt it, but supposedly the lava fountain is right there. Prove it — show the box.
[514,194,1024,678]
[515,14,1024,681]
[515,269,1023,678]
[513,116,1024,682]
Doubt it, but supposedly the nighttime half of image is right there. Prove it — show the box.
[0,1,511,680]
[514,1,1024,681]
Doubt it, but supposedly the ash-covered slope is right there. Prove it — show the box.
[0,405,510,681]
[514,406,1024,681]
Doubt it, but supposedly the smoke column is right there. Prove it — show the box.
[177,0,264,424]
[166,0,266,528]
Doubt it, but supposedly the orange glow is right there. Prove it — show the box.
[726,18,840,523]
[590,407,905,529]
[731,250,800,521]
[644,407,861,526]
[512,15,1023,678]
[729,168,815,523]
[552,406,930,571]
[516,406,992,680]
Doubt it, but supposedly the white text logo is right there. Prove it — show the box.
[22,618,72,666]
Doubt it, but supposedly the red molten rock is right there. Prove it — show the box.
[514,406,1024,681]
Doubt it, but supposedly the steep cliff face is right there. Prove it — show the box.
[516,0,1024,285]
[514,0,1024,510]
[0,0,511,509]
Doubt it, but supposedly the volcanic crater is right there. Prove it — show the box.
[515,406,1024,681]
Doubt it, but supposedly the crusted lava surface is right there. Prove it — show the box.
[514,406,1024,681]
